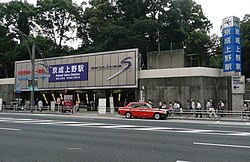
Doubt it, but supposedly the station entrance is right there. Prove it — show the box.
[17,88,136,111]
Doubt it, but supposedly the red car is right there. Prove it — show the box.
[118,102,168,120]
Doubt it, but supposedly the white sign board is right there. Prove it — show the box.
[232,76,245,94]
[222,16,240,29]
[98,98,106,115]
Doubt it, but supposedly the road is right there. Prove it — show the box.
[0,113,249,162]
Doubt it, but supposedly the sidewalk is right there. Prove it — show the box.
[1,110,250,122]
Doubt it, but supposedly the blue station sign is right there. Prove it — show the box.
[222,16,241,72]
[49,62,88,82]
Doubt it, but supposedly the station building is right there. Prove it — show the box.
[0,48,248,111]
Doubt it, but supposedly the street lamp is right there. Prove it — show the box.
[11,27,39,112]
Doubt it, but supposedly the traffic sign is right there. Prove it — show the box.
[232,76,245,94]
[15,83,21,93]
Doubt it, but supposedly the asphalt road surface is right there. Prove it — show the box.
[0,113,249,162]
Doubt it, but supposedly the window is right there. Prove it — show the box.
[140,104,150,108]
[130,104,139,108]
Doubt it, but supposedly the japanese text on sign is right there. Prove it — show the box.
[49,63,88,82]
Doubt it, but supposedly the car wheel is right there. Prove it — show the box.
[154,113,161,120]
[125,112,132,118]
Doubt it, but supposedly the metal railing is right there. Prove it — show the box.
[1,105,250,119]
[0,105,76,114]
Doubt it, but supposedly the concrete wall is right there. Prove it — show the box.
[147,49,184,69]
[244,79,250,100]
[0,78,15,103]
[139,76,230,110]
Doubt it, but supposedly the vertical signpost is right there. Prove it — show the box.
[222,16,244,111]
[222,16,241,73]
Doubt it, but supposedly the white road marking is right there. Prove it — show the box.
[0,117,249,137]
[207,124,250,129]
[97,125,136,128]
[193,142,250,149]
[137,127,174,131]
[226,133,250,136]
[176,130,214,133]
[54,121,81,124]
[0,127,21,131]
[176,160,189,162]
[68,147,82,150]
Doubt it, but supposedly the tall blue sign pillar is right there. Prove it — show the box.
[222,16,241,74]
[222,16,245,111]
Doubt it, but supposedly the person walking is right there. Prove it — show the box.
[195,100,202,118]
[206,100,211,117]
[161,101,167,109]
[38,100,43,112]
[168,101,173,116]
[191,99,196,117]
[173,101,180,115]
[159,100,163,108]
[217,101,225,117]
[148,99,153,106]
[209,101,217,118]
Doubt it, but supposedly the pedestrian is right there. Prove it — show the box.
[191,99,196,116]
[209,101,217,118]
[148,99,153,106]
[161,101,167,109]
[206,100,211,117]
[217,101,225,117]
[38,100,43,112]
[178,101,183,116]
[124,99,128,106]
[243,101,249,118]
[195,100,202,118]
[173,101,179,115]
[185,100,191,111]
[168,101,173,116]
[159,100,163,108]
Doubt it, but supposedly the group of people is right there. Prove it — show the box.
[149,99,225,118]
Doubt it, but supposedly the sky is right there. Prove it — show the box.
[194,0,249,35]
[1,0,250,36]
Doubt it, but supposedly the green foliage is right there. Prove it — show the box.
[0,0,35,36]
[36,0,81,50]
[0,0,221,78]
[240,15,250,78]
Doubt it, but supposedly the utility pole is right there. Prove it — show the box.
[31,43,35,112]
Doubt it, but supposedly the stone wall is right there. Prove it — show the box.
[147,49,185,69]
[139,76,230,110]
[244,79,250,100]
[0,84,15,104]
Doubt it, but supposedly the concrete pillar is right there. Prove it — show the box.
[232,94,243,111]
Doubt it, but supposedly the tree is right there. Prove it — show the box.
[0,26,16,78]
[240,14,250,78]
[0,0,35,36]
[36,0,81,51]
[0,1,35,77]
[78,0,213,67]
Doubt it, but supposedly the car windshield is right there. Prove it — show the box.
[140,103,152,108]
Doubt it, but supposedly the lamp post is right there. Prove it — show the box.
[11,27,35,112]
